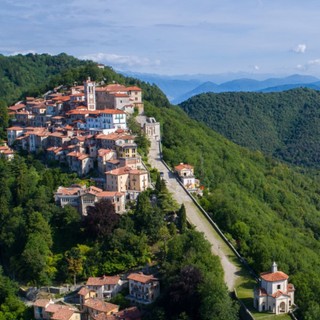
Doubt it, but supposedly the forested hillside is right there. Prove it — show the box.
[0,53,142,105]
[0,54,236,320]
[146,103,320,319]
[179,89,320,168]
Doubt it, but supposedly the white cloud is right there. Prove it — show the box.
[80,53,161,69]
[254,65,260,70]
[296,58,320,71]
[293,44,307,54]
[307,58,320,66]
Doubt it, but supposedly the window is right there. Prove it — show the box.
[277,284,281,290]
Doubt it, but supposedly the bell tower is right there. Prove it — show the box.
[84,77,96,110]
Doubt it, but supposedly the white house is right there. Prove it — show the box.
[174,163,198,190]
[254,262,295,314]
[72,110,127,134]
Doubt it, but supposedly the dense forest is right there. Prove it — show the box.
[0,54,236,320]
[179,89,320,168]
[145,103,320,319]
[3,53,320,318]
[0,155,238,320]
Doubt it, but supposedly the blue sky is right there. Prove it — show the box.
[1,0,320,76]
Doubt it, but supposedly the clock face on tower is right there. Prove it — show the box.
[89,94,93,99]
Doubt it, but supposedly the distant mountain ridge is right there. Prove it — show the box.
[121,71,320,103]
[172,74,320,103]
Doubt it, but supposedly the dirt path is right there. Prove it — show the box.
[147,135,239,290]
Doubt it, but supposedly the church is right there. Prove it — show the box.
[254,262,295,314]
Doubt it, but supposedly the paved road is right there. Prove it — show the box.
[148,136,239,290]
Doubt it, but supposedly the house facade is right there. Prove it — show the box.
[254,262,295,314]
[82,298,119,320]
[105,167,149,197]
[174,163,197,190]
[54,185,126,215]
[86,275,123,300]
[143,117,160,139]
[127,273,160,305]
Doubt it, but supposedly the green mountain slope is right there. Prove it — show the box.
[3,53,320,318]
[179,89,320,168]
[0,53,124,105]
[0,54,236,320]
[146,103,320,319]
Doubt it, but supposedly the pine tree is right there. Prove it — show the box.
[177,204,187,233]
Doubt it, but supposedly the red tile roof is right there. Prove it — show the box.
[106,166,132,176]
[126,86,142,91]
[98,149,113,156]
[260,271,288,282]
[271,290,290,298]
[114,306,141,320]
[96,307,142,320]
[103,84,127,92]
[45,304,69,313]
[84,298,119,313]
[56,186,82,196]
[7,126,24,131]
[127,273,158,284]
[174,163,194,171]
[8,104,26,111]
[129,169,147,175]
[127,86,142,91]
[33,299,51,307]
[78,287,90,296]
[51,308,75,320]
[67,151,89,160]
[113,93,129,98]
[86,275,120,286]
[52,96,70,102]
[87,186,104,194]
[96,191,125,198]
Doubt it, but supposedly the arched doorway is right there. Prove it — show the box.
[279,302,286,313]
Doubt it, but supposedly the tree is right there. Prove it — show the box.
[18,233,52,285]
[65,247,83,286]
[134,192,165,241]
[177,204,187,233]
[0,101,8,140]
[84,199,120,239]
[166,265,203,318]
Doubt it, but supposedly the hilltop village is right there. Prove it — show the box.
[2,78,196,320]
[5,79,162,213]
